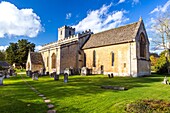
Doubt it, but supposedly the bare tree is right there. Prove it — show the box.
[152,13,170,73]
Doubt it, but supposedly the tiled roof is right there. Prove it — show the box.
[0,61,10,68]
[30,52,43,65]
[82,20,141,49]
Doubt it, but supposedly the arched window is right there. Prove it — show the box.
[51,53,56,68]
[140,33,146,58]
[93,50,96,67]
[28,62,30,69]
[111,52,114,66]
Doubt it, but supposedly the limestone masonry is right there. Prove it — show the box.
[26,18,151,77]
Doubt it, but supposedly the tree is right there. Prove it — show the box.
[6,43,18,64]
[6,39,35,68]
[152,13,170,73]
[17,39,35,68]
[0,50,6,61]
[155,51,169,73]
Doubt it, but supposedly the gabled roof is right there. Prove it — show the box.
[82,19,142,49]
[30,52,43,65]
[0,61,10,68]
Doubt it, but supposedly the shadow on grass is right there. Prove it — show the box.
[25,74,163,98]
[0,97,46,113]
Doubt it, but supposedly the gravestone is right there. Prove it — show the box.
[64,68,71,76]
[32,71,39,80]
[64,73,68,83]
[162,76,169,85]
[111,73,114,78]
[0,73,4,85]
[81,67,88,76]
[108,74,111,78]
[54,72,59,81]
[40,68,45,76]
[108,73,114,78]
[27,70,32,77]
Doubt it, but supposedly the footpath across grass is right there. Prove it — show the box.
[0,76,47,113]
[1,74,170,113]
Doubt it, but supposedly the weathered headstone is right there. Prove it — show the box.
[54,72,59,81]
[111,73,114,78]
[108,74,111,78]
[0,73,4,85]
[27,70,32,77]
[64,73,68,83]
[64,68,71,76]
[162,76,169,85]
[32,71,39,80]
[81,67,88,76]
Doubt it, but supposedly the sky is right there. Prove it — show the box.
[0,0,170,52]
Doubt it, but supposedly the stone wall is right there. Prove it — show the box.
[31,64,43,72]
[84,42,136,76]
[138,60,151,76]
[60,42,78,73]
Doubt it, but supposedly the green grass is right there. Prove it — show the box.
[1,74,170,113]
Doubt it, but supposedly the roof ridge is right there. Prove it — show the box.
[91,21,139,36]
[132,19,143,40]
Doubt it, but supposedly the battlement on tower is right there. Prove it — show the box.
[58,25,75,31]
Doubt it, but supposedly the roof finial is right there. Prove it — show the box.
[139,16,143,21]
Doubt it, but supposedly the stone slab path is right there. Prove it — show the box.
[20,75,56,113]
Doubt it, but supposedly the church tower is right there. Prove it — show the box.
[58,25,75,40]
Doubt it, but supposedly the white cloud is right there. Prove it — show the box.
[0,45,8,51]
[0,1,43,38]
[150,0,170,14]
[35,45,42,51]
[132,0,139,5]
[118,0,125,4]
[66,13,72,19]
[72,3,129,33]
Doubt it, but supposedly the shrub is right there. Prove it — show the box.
[125,99,170,113]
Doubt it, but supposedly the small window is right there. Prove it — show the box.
[61,31,62,35]
[93,50,96,67]
[111,52,114,66]
[140,33,146,58]
[124,63,126,68]
[51,53,56,68]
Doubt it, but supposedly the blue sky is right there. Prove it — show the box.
[0,0,169,52]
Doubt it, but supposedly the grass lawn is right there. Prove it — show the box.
[1,74,170,113]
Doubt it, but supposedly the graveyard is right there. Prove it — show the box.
[1,73,170,113]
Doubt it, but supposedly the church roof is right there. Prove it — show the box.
[30,52,43,65]
[82,19,141,49]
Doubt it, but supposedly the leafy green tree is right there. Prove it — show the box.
[5,39,35,68]
[6,43,18,64]
[0,50,6,61]
[17,39,35,67]
[155,51,169,73]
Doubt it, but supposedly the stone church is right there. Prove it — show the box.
[26,18,151,77]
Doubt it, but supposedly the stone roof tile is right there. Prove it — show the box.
[30,52,43,65]
[82,21,140,49]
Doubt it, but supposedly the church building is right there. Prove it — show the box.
[26,18,151,77]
